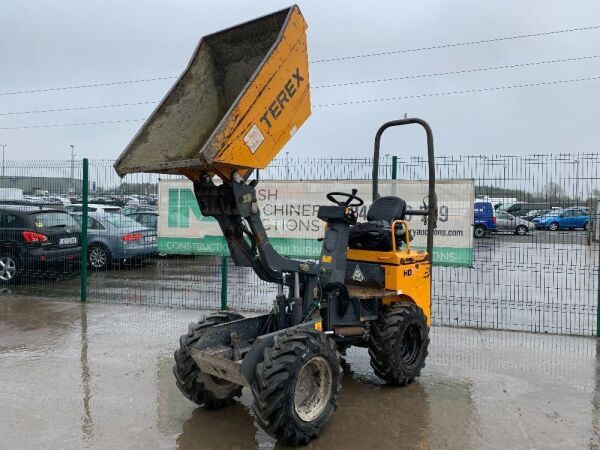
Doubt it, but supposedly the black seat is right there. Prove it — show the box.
[367,196,406,222]
[348,196,410,251]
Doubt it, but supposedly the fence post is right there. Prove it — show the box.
[391,155,397,180]
[588,200,600,337]
[597,217,600,337]
[80,158,89,302]
[220,255,228,310]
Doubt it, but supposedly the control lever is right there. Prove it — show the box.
[344,189,359,207]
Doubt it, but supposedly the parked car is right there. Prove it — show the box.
[532,209,589,231]
[500,202,551,218]
[125,211,158,229]
[0,205,80,283]
[474,201,496,238]
[71,212,157,269]
[495,211,534,235]
[66,203,122,214]
[122,205,157,216]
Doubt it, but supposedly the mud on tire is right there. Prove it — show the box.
[251,330,342,446]
[369,302,429,385]
[173,312,244,409]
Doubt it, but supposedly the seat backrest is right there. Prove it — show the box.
[367,196,406,222]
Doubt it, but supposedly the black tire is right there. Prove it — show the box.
[473,225,486,238]
[88,245,110,270]
[0,249,20,284]
[173,312,244,409]
[369,302,429,385]
[251,330,342,446]
[515,225,528,236]
[549,221,559,231]
[583,221,589,231]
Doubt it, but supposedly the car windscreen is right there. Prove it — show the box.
[31,212,80,229]
[103,214,144,228]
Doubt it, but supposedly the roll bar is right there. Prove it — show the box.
[371,118,437,258]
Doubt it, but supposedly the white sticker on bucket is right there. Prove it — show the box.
[243,124,265,153]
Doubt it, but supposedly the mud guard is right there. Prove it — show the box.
[189,315,320,387]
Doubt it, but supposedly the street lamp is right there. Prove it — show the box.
[70,145,75,194]
[1,144,6,180]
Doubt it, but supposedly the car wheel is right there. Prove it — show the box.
[88,245,110,270]
[549,222,559,231]
[583,222,589,231]
[474,225,486,238]
[515,225,528,236]
[0,251,20,284]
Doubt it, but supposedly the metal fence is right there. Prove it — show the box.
[1,154,598,335]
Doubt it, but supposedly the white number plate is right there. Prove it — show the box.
[145,236,156,243]
[59,237,77,245]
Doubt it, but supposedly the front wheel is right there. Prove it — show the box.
[369,302,429,385]
[515,225,528,236]
[174,312,244,409]
[251,330,341,446]
[583,222,589,231]
[549,222,559,231]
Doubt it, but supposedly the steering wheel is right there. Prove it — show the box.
[326,189,364,207]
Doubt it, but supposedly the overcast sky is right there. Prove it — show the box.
[1,0,599,161]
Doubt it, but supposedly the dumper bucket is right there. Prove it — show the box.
[114,5,310,180]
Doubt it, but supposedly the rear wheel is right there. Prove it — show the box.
[0,251,20,284]
[174,312,244,409]
[88,245,110,270]
[515,225,528,236]
[583,221,589,231]
[549,222,559,231]
[474,225,486,238]
[251,330,341,446]
[369,302,429,385]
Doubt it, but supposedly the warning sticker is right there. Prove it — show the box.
[243,124,265,153]
[351,265,365,282]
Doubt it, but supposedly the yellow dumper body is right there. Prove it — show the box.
[114,6,310,180]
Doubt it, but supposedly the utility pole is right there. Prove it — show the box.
[1,144,6,180]
[70,144,75,194]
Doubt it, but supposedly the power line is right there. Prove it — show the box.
[310,25,600,63]
[1,75,598,130]
[0,118,146,130]
[312,55,600,89]
[1,25,598,97]
[313,75,600,108]
[0,101,157,117]
[0,76,176,97]
[2,54,598,117]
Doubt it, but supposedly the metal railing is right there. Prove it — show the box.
[0,154,597,336]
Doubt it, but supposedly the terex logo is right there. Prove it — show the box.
[167,189,214,228]
[259,67,305,129]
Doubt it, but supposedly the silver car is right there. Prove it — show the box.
[495,210,534,236]
[71,212,157,269]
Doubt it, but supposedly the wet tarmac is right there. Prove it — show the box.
[1,295,599,449]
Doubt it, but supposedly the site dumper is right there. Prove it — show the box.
[115,5,438,446]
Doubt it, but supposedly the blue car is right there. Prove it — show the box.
[532,209,589,231]
[473,201,497,238]
[71,212,157,269]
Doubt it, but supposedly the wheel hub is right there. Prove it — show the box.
[400,324,423,368]
[294,356,332,422]
[0,256,17,281]
[90,248,106,268]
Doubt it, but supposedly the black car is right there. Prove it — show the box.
[0,206,81,283]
